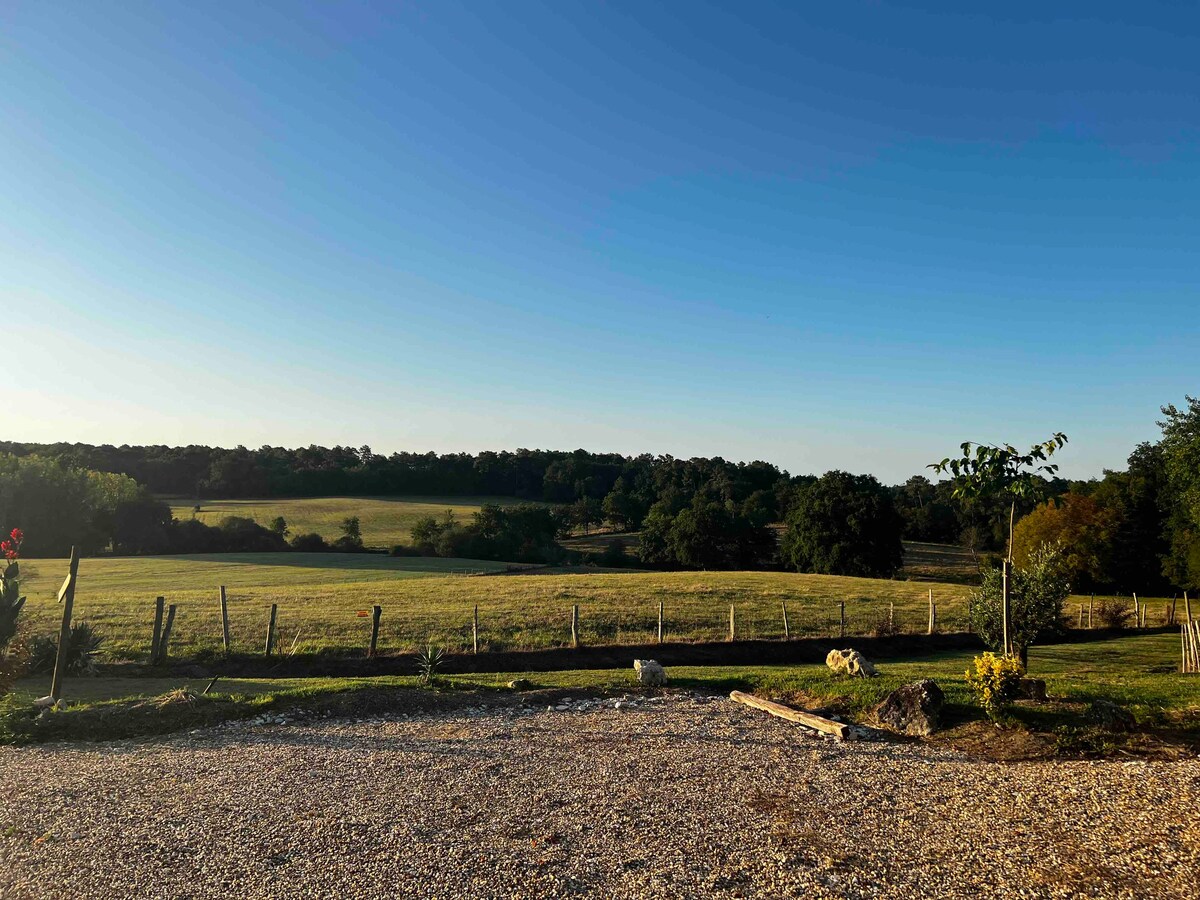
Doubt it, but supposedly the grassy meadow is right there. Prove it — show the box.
[17,551,1179,661]
[20,552,979,659]
[169,495,536,548]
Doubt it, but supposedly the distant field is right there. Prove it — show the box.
[21,552,981,659]
[168,495,535,548]
[21,549,1169,662]
[561,531,980,583]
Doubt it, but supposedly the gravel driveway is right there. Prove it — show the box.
[1,693,1197,899]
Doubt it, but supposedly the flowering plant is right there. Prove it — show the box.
[1,529,26,695]
[964,651,1023,720]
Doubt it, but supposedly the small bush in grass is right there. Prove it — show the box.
[964,652,1023,721]
[28,622,104,676]
[290,532,329,552]
[1094,598,1132,629]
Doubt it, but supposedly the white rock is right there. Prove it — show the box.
[633,659,668,686]
[825,648,878,678]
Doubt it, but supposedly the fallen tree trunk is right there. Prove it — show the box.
[729,690,853,741]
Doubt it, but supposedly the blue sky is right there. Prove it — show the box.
[4,1,1197,482]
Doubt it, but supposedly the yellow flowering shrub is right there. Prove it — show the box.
[964,652,1024,719]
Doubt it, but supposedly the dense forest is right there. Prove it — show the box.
[1,394,1197,589]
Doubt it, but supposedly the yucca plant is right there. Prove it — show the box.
[416,644,444,685]
[29,622,105,676]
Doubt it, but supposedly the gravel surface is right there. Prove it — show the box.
[1,693,1197,899]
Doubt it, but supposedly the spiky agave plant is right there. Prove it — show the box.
[416,644,444,686]
[29,622,105,676]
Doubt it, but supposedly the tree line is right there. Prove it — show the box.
[1,394,1197,589]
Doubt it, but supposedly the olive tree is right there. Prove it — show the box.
[971,543,1069,668]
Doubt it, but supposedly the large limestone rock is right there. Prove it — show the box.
[876,679,944,736]
[825,648,878,678]
[633,659,667,687]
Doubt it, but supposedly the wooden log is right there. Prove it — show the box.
[571,604,579,648]
[729,690,852,741]
[219,586,231,654]
[368,605,382,657]
[473,604,479,654]
[157,604,177,665]
[49,546,80,701]
[781,601,790,641]
[265,603,278,657]
[657,600,664,644]
[150,595,165,661]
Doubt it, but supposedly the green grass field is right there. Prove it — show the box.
[9,633,1196,750]
[168,495,536,548]
[17,552,1180,661]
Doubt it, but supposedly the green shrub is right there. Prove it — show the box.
[28,622,104,676]
[970,543,1069,665]
[964,652,1023,720]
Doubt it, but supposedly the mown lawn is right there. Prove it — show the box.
[8,634,1196,748]
[168,495,536,548]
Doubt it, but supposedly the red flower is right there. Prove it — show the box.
[3,551,15,561]
[9,528,22,543]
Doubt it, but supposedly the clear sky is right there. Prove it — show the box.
[5,1,1197,482]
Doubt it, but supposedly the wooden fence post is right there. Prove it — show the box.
[1002,560,1012,656]
[219,586,231,654]
[156,604,177,666]
[1078,603,1084,628]
[728,604,735,642]
[150,595,165,661]
[49,546,80,702]
[265,603,278,657]
[473,605,479,654]
[368,605,382,657]
[1132,593,1140,628]
[927,589,935,635]
[571,604,579,648]
[1089,593,1094,628]
[657,600,664,644]
[781,601,790,641]
[889,601,895,630]
[1169,594,1177,626]
[839,600,846,639]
